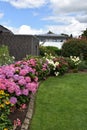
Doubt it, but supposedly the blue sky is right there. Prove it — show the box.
[0,0,87,36]
[0,1,51,28]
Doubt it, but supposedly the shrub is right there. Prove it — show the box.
[78,60,87,71]
[66,56,81,72]
[44,53,68,76]
[39,46,61,56]
[0,45,15,66]
[61,38,87,60]
[25,55,50,80]
[53,57,69,75]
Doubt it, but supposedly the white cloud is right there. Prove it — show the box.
[0,12,4,18]
[18,25,44,34]
[7,25,44,35]
[49,0,87,14]
[1,0,46,8]
[42,13,87,36]
[76,14,87,23]
[42,15,77,25]
[46,19,87,37]
[42,0,87,36]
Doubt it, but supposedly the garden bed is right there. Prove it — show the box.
[8,102,29,130]
[8,93,35,130]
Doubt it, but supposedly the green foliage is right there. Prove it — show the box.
[78,60,87,71]
[0,45,15,66]
[24,55,40,60]
[81,28,87,39]
[39,45,61,56]
[0,90,13,130]
[0,114,12,130]
[61,38,87,60]
[16,95,29,107]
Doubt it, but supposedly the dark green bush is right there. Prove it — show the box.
[78,61,87,71]
[39,46,61,56]
[61,38,87,60]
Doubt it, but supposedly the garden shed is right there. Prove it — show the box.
[0,25,39,61]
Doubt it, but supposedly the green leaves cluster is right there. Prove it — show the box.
[39,46,61,57]
[62,38,87,60]
[0,45,15,66]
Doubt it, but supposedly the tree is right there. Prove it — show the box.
[81,28,87,39]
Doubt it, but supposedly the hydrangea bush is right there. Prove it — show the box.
[67,56,81,72]
[44,53,68,76]
[0,59,39,129]
[24,56,50,80]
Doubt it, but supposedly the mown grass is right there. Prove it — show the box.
[30,73,87,130]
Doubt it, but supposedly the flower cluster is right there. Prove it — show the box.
[0,59,39,97]
[0,90,11,115]
[70,56,81,65]
[0,90,13,130]
[53,57,69,75]
[44,53,68,76]
[35,58,50,80]
[13,118,21,130]
[67,56,81,71]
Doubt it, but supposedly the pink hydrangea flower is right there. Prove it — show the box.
[15,88,21,96]
[19,69,28,76]
[22,89,29,96]
[0,83,6,90]
[18,78,26,86]
[14,118,21,126]
[20,104,27,109]
[10,97,17,104]
[34,77,38,82]
[25,77,31,83]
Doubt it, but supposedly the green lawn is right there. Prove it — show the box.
[30,73,87,130]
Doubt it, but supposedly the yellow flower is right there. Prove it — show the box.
[5,101,10,105]
[4,128,8,130]
[0,96,2,99]
[5,94,9,97]
[0,104,4,108]
[0,90,5,95]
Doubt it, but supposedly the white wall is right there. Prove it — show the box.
[40,40,65,49]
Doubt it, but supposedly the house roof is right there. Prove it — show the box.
[0,25,13,34]
[36,31,68,38]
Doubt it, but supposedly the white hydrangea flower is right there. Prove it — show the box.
[70,56,81,65]
[54,62,59,66]
[54,72,59,76]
